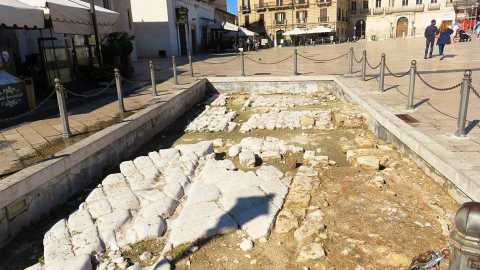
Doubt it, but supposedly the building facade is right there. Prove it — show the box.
[353,0,455,41]
[131,0,219,57]
[237,0,350,45]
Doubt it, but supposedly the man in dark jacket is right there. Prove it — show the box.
[424,20,439,59]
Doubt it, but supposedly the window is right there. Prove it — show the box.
[319,8,328,21]
[431,0,437,3]
[376,0,381,7]
[337,8,340,20]
[244,15,250,26]
[259,14,264,22]
[389,0,394,6]
[351,1,357,11]
[103,0,111,9]
[127,8,132,30]
[297,0,306,4]
[363,0,368,9]
[416,0,422,4]
[402,0,408,5]
[275,12,285,24]
[276,0,284,6]
[296,10,307,23]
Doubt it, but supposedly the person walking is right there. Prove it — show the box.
[475,19,480,38]
[424,20,439,59]
[437,22,454,60]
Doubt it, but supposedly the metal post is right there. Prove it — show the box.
[361,50,367,81]
[406,60,417,110]
[455,70,472,137]
[54,78,71,138]
[89,0,103,67]
[349,47,354,75]
[188,53,194,77]
[114,68,125,114]
[172,56,178,85]
[241,51,245,76]
[379,53,386,92]
[149,60,157,96]
[293,48,298,75]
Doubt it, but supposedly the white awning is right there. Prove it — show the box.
[221,21,239,32]
[0,0,44,28]
[284,28,307,36]
[305,26,334,34]
[239,27,257,36]
[23,0,119,35]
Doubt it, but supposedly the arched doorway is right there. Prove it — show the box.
[354,20,365,39]
[396,17,409,38]
[275,30,284,46]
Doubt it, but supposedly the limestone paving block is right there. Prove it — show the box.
[85,188,112,220]
[239,150,256,168]
[162,181,184,201]
[185,182,221,206]
[102,173,140,211]
[176,141,214,157]
[45,254,92,270]
[133,156,160,180]
[240,110,332,133]
[154,149,181,171]
[228,144,242,157]
[235,202,280,239]
[96,209,130,250]
[67,209,103,255]
[163,167,190,188]
[168,201,238,247]
[124,215,166,245]
[120,161,156,191]
[43,219,75,266]
[185,106,237,133]
[137,198,178,219]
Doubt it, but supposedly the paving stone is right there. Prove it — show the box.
[240,110,332,133]
[85,188,113,220]
[228,144,242,157]
[102,173,140,211]
[185,106,237,133]
[161,181,184,201]
[239,150,256,168]
[133,156,160,180]
[45,254,92,270]
[43,219,75,265]
[120,161,155,191]
[124,215,166,245]
[96,210,131,250]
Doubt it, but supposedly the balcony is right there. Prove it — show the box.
[371,7,384,14]
[240,5,251,12]
[254,2,269,9]
[274,20,287,26]
[427,2,441,9]
[262,1,294,9]
[385,4,424,13]
[294,0,309,7]
[316,0,331,6]
[318,16,330,22]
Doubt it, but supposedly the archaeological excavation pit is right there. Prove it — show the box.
[5,78,460,270]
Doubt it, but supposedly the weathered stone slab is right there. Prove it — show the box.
[102,174,140,211]
[43,219,75,265]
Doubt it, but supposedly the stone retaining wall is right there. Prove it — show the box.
[0,80,207,247]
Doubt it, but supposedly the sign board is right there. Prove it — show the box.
[176,7,188,24]
[0,71,28,118]
[261,39,268,45]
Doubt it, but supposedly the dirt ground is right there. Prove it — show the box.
[156,92,458,270]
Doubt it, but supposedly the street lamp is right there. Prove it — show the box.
[353,25,357,40]
[360,20,364,39]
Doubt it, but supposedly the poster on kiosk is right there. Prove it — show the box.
[0,51,28,119]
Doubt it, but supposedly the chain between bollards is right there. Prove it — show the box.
[241,51,245,76]
[361,50,367,81]
[349,47,354,75]
[172,56,178,85]
[114,68,125,114]
[455,70,472,137]
[189,54,194,77]
[293,48,298,75]
[378,53,386,92]
[406,60,417,110]
[54,78,72,138]
[149,60,157,96]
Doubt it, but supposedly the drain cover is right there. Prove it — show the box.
[396,114,419,123]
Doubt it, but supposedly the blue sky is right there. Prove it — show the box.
[227,0,238,14]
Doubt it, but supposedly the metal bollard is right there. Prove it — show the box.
[149,60,157,96]
[378,53,386,92]
[293,48,298,75]
[406,60,417,110]
[172,56,178,85]
[455,70,472,137]
[361,50,367,81]
[241,51,245,76]
[449,202,480,269]
[114,68,125,114]
[348,47,354,75]
[54,78,71,138]
[188,53,194,77]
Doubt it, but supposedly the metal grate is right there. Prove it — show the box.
[396,114,419,123]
